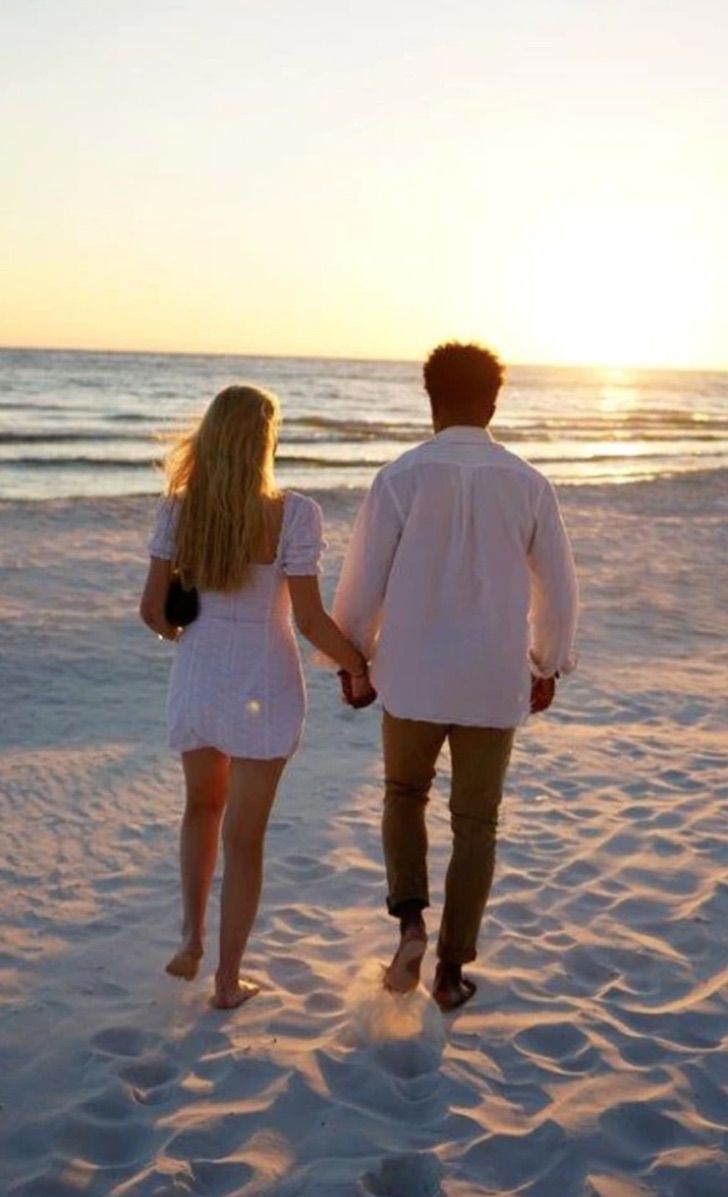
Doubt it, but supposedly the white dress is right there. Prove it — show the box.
[148,491,324,760]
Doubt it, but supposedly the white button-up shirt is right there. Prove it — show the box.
[332,426,578,728]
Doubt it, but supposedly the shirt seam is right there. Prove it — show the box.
[382,475,405,522]
[531,476,552,520]
[384,456,544,482]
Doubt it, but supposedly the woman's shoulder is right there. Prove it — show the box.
[283,490,323,523]
[278,491,325,573]
[154,492,180,516]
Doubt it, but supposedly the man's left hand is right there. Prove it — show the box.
[530,674,556,714]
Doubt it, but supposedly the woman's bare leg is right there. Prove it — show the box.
[213,756,286,1008]
[166,747,229,979]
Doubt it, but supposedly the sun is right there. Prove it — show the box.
[529,218,699,369]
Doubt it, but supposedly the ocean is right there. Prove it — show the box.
[0,348,726,501]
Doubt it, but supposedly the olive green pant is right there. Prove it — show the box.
[382,710,515,965]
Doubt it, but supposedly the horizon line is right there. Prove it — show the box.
[0,343,726,375]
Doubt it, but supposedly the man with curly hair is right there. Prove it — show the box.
[334,342,578,1010]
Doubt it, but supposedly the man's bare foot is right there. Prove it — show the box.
[384,923,428,994]
[211,977,260,1010]
[432,962,477,1011]
[165,943,203,981]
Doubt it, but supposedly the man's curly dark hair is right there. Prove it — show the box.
[423,342,505,413]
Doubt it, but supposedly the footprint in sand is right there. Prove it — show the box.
[54,1109,159,1168]
[304,990,345,1016]
[514,1021,599,1074]
[275,904,324,931]
[119,1056,181,1105]
[279,852,335,880]
[360,1151,443,1196]
[372,1036,443,1081]
[166,1117,249,1163]
[267,954,328,995]
[90,1025,162,1058]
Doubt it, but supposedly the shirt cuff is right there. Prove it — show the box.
[529,649,578,679]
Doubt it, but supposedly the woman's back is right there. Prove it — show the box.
[139,381,367,1011]
[147,489,324,760]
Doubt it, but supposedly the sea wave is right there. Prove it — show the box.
[0,431,139,444]
[1,456,160,471]
[2,351,726,500]
[3,445,721,473]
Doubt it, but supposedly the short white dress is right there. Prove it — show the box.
[148,491,324,760]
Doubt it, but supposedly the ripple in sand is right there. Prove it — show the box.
[191,1158,254,1191]
[682,1063,728,1129]
[585,1174,655,1197]
[461,1118,567,1189]
[8,1179,88,1197]
[644,1153,728,1197]
[599,1101,696,1159]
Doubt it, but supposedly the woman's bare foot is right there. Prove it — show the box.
[432,962,476,1011]
[384,921,428,994]
[211,976,260,1010]
[165,942,203,981]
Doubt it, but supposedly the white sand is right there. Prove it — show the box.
[1,473,726,1197]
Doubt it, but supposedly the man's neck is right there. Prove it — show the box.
[433,419,490,433]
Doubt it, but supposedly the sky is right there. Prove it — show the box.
[1,0,727,368]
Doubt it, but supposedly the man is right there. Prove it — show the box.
[333,342,578,1011]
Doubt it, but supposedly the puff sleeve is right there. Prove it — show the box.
[281,495,325,576]
[147,497,179,560]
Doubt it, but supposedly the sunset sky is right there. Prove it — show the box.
[2,1,726,368]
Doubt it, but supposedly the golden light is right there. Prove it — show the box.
[530,218,699,369]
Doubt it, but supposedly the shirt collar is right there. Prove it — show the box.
[433,425,495,445]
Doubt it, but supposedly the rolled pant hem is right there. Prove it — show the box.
[386,896,430,917]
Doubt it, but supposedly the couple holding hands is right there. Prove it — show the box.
[140,342,578,1012]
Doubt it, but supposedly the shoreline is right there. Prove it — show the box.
[1,462,727,512]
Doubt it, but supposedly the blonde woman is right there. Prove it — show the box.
[140,385,369,1009]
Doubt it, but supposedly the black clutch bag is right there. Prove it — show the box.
[164,574,199,627]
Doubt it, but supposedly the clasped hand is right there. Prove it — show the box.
[338,668,378,709]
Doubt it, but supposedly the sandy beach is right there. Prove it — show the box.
[1,472,726,1197]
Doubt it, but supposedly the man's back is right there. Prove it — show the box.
[333,341,579,1010]
[334,425,578,727]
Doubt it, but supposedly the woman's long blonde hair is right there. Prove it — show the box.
[164,385,281,591]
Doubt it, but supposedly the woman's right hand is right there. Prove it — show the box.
[140,557,180,641]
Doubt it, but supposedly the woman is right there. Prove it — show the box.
[140,385,369,1009]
